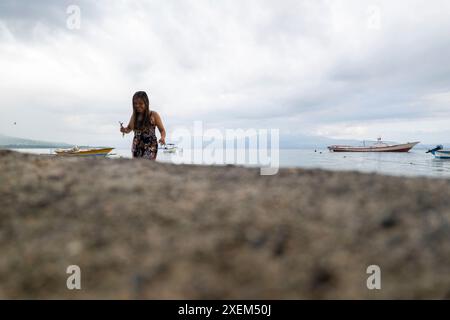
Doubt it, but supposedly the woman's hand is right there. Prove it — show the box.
[153,112,166,146]
[119,121,128,135]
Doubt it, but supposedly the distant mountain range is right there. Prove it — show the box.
[279,134,359,149]
[0,134,74,149]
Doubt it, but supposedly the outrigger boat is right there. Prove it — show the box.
[328,138,419,153]
[426,145,450,159]
[54,146,114,157]
[161,143,179,153]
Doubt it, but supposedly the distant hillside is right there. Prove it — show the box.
[279,134,360,149]
[0,134,74,149]
[280,134,438,149]
[0,133,436,150]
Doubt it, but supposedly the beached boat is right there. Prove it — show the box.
[328,138,419,153]
[54,146,114,157]
[426,145,450,159]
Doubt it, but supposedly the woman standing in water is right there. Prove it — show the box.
[120,91,166,160]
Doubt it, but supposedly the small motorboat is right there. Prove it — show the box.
[426,145,450,159]
[54,146,114,157]
[328,138,419,153]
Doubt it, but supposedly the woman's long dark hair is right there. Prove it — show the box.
[132,91,151,130]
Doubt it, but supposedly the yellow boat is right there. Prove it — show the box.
[54,146,114,157]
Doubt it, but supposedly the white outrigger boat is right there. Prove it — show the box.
[328,138,419,153]
[161,143,179,153]
[54,146,114,157]
[426,145,450,159]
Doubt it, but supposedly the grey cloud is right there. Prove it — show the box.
[0,0,101,39]
[2,0,450,145]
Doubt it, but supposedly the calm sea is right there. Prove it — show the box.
[10,148,450,179]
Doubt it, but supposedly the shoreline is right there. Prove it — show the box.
[6,147,450,180]
[1,150,450,298]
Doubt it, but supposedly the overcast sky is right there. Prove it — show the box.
[1,0,450,146]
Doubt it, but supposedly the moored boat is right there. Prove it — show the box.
[161,143,179,153]
[328,138,419,153]
[54,146,114,157]
[426,145,450,159]
[432,150,450,159]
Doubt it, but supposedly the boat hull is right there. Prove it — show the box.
[432,150,450,159]
[55,148,114,157]
[328,142,419,153]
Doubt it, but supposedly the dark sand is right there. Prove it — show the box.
[1,150,450,299]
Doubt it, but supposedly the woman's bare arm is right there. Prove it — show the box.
[153,111,166,145]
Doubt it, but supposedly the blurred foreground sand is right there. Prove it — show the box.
[1,150,450,299]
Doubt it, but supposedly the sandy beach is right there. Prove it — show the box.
[1,149,450,299]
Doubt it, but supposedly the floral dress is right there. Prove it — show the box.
[132,111,158,160]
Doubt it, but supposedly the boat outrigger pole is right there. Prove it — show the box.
[119,121,125,138]
[426,145,443,154]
